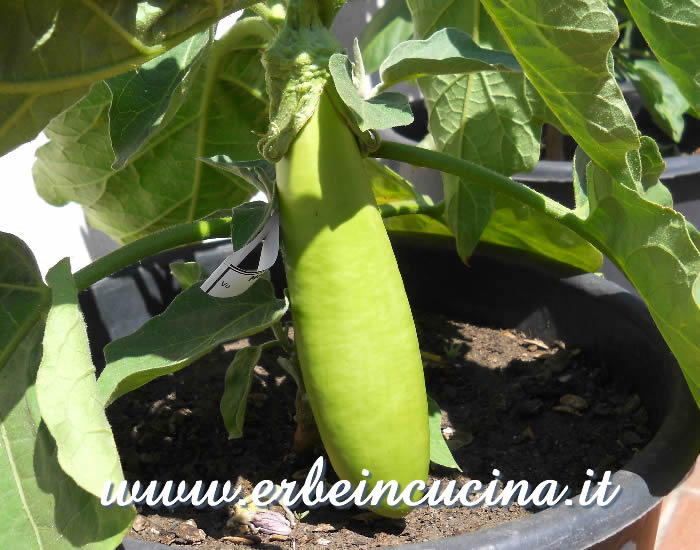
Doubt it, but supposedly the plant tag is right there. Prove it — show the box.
[201,213,279,298]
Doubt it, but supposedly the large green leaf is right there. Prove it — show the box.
[480,0,700,406]
[407,0,557,259]
[626,59,689,143]
[221,346,262,439]
[573,147,700,404]
[623,0,700,111]
[481,0,641,187]
[0,233,133,549]
[359,0,414,75]
[36,259,128,498]
[33,41,270,243]
[98,279,288,407]
[368,159,602,271]
[0,0,258,156]
[107,30,213,169]
[379,27,521,90]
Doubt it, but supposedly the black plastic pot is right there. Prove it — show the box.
[84,236,700,550]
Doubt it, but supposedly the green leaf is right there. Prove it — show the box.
[626,59,689,143]
[0,233,133,549]
[98,279,288,407]
[445,180,496,261]
[573,149,700,405]
[365,158,424,204]
[170,261,205,290]
[232,201,272,250]
[638,136,672,208]
[107,30,213,169]
[379,27,521,90]
[408,0,557,259]
[36,259,128,498]
[0,0,259,156]
[427,395,461,470]
[200,156,277,200]
[366,158,453,236]
[480,0,641,187]
[329,54,414,132]
[359,0,413,74]
[623,0,700,111]
[481,196,604,273]
[367,159,601,272]
[220,346,262,439]
[33,39,270,243]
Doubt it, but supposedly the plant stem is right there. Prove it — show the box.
[272,320,292,352]
[73,218,232,292]
[378,200,445,222]
[210,16,276,58]
[372,141,607,253]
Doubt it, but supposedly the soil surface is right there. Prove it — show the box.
[108,310,652,549]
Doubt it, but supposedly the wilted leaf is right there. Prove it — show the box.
[98,279,288,406]
[329,54,413,132]
[221,346,262,438]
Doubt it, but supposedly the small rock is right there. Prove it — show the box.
[560,394,588,410]
[317,537,332,545]
[558,374,573,383]
[512,426,535,444]
[169,408,193,432]
[523,338,549,350]
[175,519,206,543]
[132,515,149,532]
[221,535,260,545]
[270,534,290,542]
[552,405,582,417]
[616,394,641,417]
[594,403,613,416]
[527,344,538,352]
[313,523,337,533]
[148,526,161,536]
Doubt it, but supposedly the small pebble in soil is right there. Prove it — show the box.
[560,394,588,410]
[131,514,149,532]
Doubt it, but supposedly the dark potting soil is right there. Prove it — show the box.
[108,311,653,549]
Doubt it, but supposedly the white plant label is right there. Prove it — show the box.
[201,213,279,298]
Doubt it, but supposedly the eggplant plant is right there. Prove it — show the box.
[1,0,699,546]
